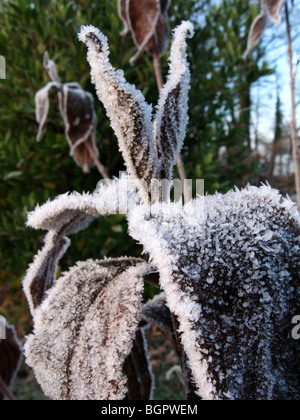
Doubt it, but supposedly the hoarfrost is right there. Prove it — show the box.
[24,258,152,400]
[129,185,300,400]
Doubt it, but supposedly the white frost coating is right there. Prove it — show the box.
[24,258,149,400]
[35,82,61,142]
[23,231,70,315]
[79,26,158,203]
[154,21,194,179]
[129,185,300,400]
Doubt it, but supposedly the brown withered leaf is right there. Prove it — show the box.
[266,0,286,25]
[243,12,267,58]
[119,0,170,62]
[24,258,153,400]
[0,323,22,400]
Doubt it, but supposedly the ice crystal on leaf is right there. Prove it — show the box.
[79,22,193,200]
[25,258,152,400]
[129,185,300,400]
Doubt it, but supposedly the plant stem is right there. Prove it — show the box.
[0,378,17,401]
[153,53,191,202]
[94,158,110,180]
[285,3,300,212]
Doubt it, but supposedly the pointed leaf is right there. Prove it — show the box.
[25,258,153,400]
[0,322,22,400]
[35,82,61,142]
[129,185,300,400]
[43,52,60,83]
[154,22,194,180]
[79,26,159,203]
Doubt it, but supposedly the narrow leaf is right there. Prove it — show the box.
[79,26,159,203]
[25,258,153,400]
[243,12,267,59]
[154,22,194,180]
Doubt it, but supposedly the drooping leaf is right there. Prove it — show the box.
[79,26,159,203]
[0,322,22,400]
[23,182,121,314]
[24,258,153,400]
[243,12,267,59]
[129,185,300,400]
[118,0,170,63]
[266,0,286,25]
[154,22,194,180]
[35,82,61,142]
[123,328,154,400]
[61,83,99,173]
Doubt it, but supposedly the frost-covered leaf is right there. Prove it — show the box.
[118,0,129,36]
[129,185,300,400]
[35,82,61,142]
[79,26,159,202]
[266,0,286,25]
[141,293,174,340]
[154,22,194,180]
[25,258,153,400]
[24,182,121,313]
[123,328,154,400]
[0,322,22,400]
[243,11,267,59]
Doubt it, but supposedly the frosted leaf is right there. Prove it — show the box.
[129,185,300,400]
[243,11,267,59]
[24,258,153,400]
[141,293,174,341]
[118,0,130,36]
[266,0,286,25]
[0,322,22,400]
[35,82,61,142]
[154,22,194,180]
[123,328,154,400]
[79,26,159,203]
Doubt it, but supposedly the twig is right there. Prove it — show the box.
[153,53,191,202]
[0,378,17,401]
[285,3,300,211]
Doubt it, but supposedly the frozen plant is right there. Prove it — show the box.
[23,21,300,400]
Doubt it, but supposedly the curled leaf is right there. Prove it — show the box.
[0,322,22,400]
[79,26,159,203]
[129,185,300,400]
[24,258,153,400]
[154,22,194,180]
[243,11,267,59]
[141,293,174,341]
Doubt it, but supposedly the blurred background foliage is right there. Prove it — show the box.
[0,0,274,355]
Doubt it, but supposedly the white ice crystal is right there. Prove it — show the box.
[79,21,193,200]
[24,258,152,400]
[128,185,300,400]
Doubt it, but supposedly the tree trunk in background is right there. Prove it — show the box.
[285,3,300,211]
